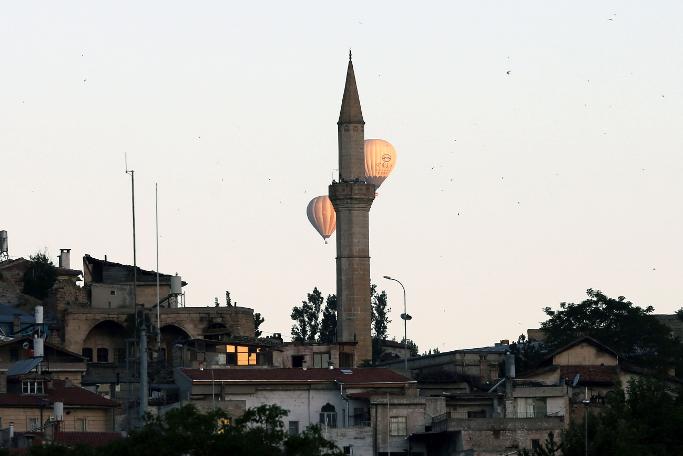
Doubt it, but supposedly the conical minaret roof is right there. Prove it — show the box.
[338,53,364,124]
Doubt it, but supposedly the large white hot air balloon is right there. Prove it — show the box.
[307,196,336,243]
[364,139,397,190]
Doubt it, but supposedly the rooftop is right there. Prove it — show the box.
[181,367,413,385]
[0,379,117,408]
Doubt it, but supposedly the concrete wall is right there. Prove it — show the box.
[450,417,564,456]
[279,344,340,369]
[0,406,113,432]
[552,342,617,366]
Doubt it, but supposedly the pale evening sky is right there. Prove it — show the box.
[2,1,682,352]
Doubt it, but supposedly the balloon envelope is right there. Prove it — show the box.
[306,196,336,242]
[364,139,397,189]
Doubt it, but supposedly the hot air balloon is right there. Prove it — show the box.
[307,196,336,243]
[364,139,397,190]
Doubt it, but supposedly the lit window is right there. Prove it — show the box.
[389,416,407,436]
[227,345,258,366]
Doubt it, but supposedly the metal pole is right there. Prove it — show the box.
[139,323,148,419]
[155,183,161,354]
[402,284,407,374]
[383,276,409,374]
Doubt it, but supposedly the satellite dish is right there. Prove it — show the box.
[22,342,29,350]
[572,374,581,387]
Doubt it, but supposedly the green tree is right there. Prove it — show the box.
[519,432,562,455]
[254,312,265,338]
[291,287,324,343]
[318,294,337,344]
[540,289,682,374]
[399,337,419,357]
[38,404,343,456]
[23,251,57,299]
[562,378,683,456]
[371,284,391,340]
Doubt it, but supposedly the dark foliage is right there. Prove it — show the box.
[23,252,57,299]
[254,312,265,338]
[540,289,682,374]
[562,378,683,456]
[27,404,342,456]
[319,294,337,344]
[291,287,324,342]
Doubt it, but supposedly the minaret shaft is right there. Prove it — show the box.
[329,57,375,365]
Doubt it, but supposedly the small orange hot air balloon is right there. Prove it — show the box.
[364,139,397,190]
[306,196,336,243]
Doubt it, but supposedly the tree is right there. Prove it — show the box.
[225,290,232,307]
[319,294,337,344]
[23,251,57,299]
[30,404,342,456]
[291,287,324,343]
[519,432,562,455]
[509,334,546,374]
[540,289,682,374]
[562,378,683,456]
[400,338,419,357]
[254,312,265,338]
[371,284,391,340]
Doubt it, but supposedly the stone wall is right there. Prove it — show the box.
[64,306,254,354]
[449,417,564,455]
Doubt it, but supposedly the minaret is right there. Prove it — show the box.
[329,54,375,365]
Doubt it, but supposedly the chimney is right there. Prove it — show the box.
[58,249,71,269]
[505,353,516,379]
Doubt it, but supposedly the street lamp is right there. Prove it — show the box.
[383,276,411,374]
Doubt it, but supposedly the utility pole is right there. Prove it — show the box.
[155,183,161,353]
[125,160,147,421]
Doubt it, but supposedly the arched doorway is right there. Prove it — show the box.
[160,325,190,366]
[82,320,127,364]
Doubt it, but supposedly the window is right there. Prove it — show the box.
[288,421,299,436]
[389,416,407,436]
[10,349,18,362]
[343,446,352,455]
[76,418,87,432]
[467,410,487,418]
[96,347,109,363]
[226,345,257,366]
[319,403,337,428]
[353,408,369,426]
[22,380,44,395]
[27,417,39,431]
[291,355,305,368]
[313,352,330,368]
[339,352,353,369]
[82,348,93,362]
[531,439,541,451]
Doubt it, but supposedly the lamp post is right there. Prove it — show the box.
[383,276,411,374]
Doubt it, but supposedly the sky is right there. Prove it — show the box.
[2,1,683,352]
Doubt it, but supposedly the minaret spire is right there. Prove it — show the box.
[338,55,364,125]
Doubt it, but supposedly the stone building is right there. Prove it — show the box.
[174,367,432,455]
